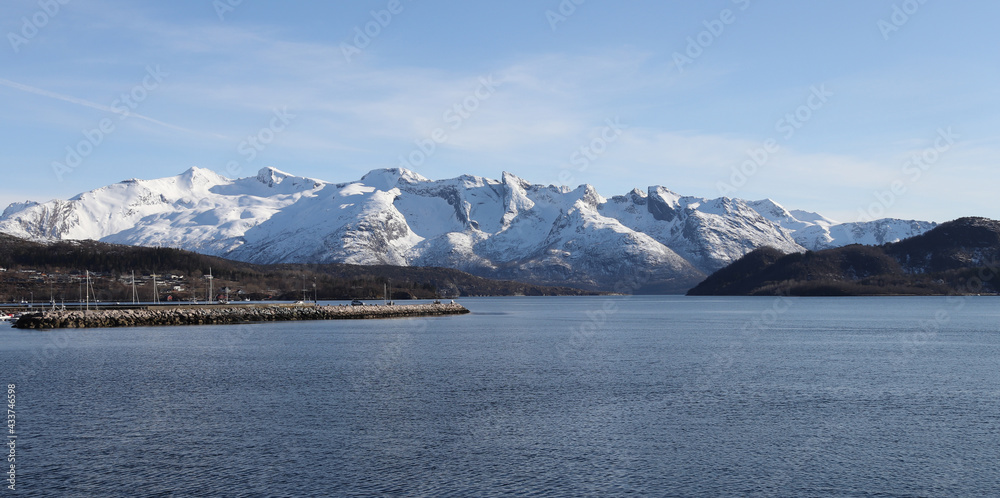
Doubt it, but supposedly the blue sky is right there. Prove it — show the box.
[1,0,998,223]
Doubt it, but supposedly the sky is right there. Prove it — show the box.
[1,0,998,223]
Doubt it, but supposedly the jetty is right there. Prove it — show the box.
[11,302,469,329]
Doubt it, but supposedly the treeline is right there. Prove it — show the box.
[0,234,598,303]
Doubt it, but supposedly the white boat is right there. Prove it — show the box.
[4,313,25,326]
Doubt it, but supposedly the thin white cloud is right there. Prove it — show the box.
[0,77,216,137]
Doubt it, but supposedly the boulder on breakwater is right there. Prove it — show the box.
[11,302,469,329]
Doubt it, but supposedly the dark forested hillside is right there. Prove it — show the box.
[0,234,598,303]
[688,217,1000,296]
[0,234,252,275]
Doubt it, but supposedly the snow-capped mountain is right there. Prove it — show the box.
[747,199,932,251]
[0,167,937,292]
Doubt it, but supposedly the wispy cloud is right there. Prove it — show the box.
[0,77,213,136]
[3,1,999,224]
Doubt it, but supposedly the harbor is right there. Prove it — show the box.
[9,301,470,329]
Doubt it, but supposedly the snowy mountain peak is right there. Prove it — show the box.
[748,199,795,223]
[182,165,217,177]
[454,173,500,189]
[359,168,429,190]
[570,184,605,208]
[180,166,228,186]
[501,171,529,189]
[648,186,682,205]
[247,167,326,194]
[256,166,289,185]
[788,209,837,226]
[1,201,39,219]
[607,188,647,208]
[646,187,683,222]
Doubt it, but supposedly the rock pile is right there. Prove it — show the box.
[12,302,469,329]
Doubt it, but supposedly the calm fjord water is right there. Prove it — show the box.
[3,296,1000,496]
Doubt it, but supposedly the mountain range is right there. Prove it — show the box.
[0,167,937,293]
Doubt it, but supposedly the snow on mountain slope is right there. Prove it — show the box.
[1,201,39,219]
[504,193,701,292]
[602,188,804,273]
[747,199,835,232]
[0,167,325,255]
[746,199,936,250]
[226,184,422,266]
[793,219,938,251]
[0,167,938,292]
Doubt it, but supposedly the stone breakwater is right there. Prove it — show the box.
[12,303,470,329]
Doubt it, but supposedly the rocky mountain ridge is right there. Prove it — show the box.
[0,167,936,292]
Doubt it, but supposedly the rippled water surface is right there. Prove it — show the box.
[3,296,1000,496]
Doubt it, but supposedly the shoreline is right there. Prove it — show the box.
[11,302,470,329]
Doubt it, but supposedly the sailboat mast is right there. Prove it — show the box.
[131,270,138,304]
[89,273,98,309]
[151,273,159,304]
